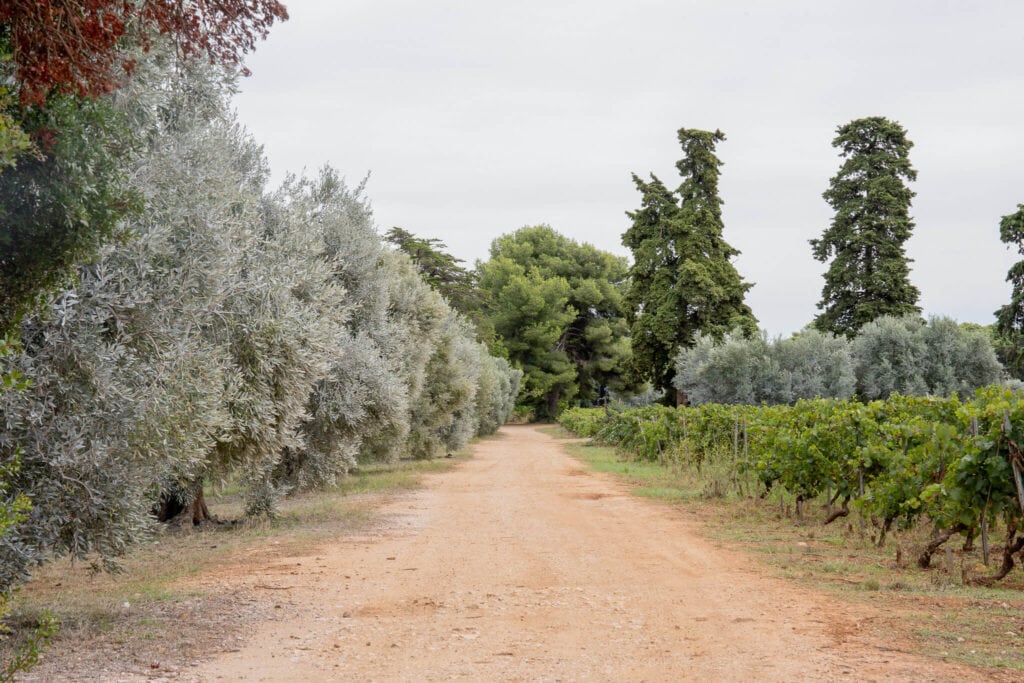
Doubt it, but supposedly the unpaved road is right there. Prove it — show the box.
[188,425,984,682]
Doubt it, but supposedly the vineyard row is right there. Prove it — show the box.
[559,387,1024,584]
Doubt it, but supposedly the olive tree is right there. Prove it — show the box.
[854,315,1002,400]
[675,332,778,406]
[775,328,856,401]
[475,352,523,435]
[0,46,523,604]
[676,316,1000,406]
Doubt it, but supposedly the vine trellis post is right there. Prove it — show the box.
[742,415,750,497]
[732,413,739,494]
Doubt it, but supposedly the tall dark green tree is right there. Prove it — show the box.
[478,225,636,417]
[995,204,1024,379]
[623,128,757,401]
[811,116,920,336]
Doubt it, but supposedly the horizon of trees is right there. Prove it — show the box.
[396,113,1021,415]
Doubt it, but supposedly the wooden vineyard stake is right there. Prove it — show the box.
[742,416,750,497]
[732,414,739,493]
[981,498,990,566]
[858,469,865,532]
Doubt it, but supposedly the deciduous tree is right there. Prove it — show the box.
[1,0,288,105]
[0,89,138,333]
[0,0,287,332]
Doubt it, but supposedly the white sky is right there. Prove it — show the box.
[233,0,1024,336]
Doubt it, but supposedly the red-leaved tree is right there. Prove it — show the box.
[2,0,288,105]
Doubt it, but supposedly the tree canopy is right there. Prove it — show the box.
[0,55,520,606]
[478,225,634,418]
[623,127,757,401]
[675,316,1002,406]
[0,89,138,332]
[1,0,288,105]
[811,116,920,336]
[0,2,287,333]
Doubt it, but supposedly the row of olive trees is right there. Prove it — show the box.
[674,315,1005,406]
[0,52,520,595]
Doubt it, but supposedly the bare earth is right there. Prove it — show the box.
[183,425,984,682]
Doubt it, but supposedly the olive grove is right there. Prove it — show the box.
[0,53,520,598]
[675,316,1003,406]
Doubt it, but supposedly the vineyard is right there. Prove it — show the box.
[559,386,1024,585]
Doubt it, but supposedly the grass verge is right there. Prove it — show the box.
[552,427,1024,676]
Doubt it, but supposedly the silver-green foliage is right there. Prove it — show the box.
[675,332,776,405]
[776,328,856,402]
[1,57,268,581]
[0,260,206,588]
[675,316,1002,406]
[475,352,523,436]
[0,53,519,594]
[853,315,1002,400]
[675,329,854,406]
[407,313,480,459]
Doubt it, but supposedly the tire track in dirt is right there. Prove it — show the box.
[181,425,989,682]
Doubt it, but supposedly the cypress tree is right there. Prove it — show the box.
[623,128,757,401]
[811,116,920,336]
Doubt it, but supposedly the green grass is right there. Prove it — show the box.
[566,440,681,479]
[338,457,465,495]
[536,424,568,438]
[633,487,697,501]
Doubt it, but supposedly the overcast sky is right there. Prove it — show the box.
[233,0,1024,336]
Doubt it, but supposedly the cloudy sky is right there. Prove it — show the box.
[233,0,1024,336]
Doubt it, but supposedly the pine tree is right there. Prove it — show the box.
[623,128,757,401]
[477,225,635,417]
[811,117,920,336]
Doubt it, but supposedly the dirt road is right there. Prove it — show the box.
[188,426,981,682]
